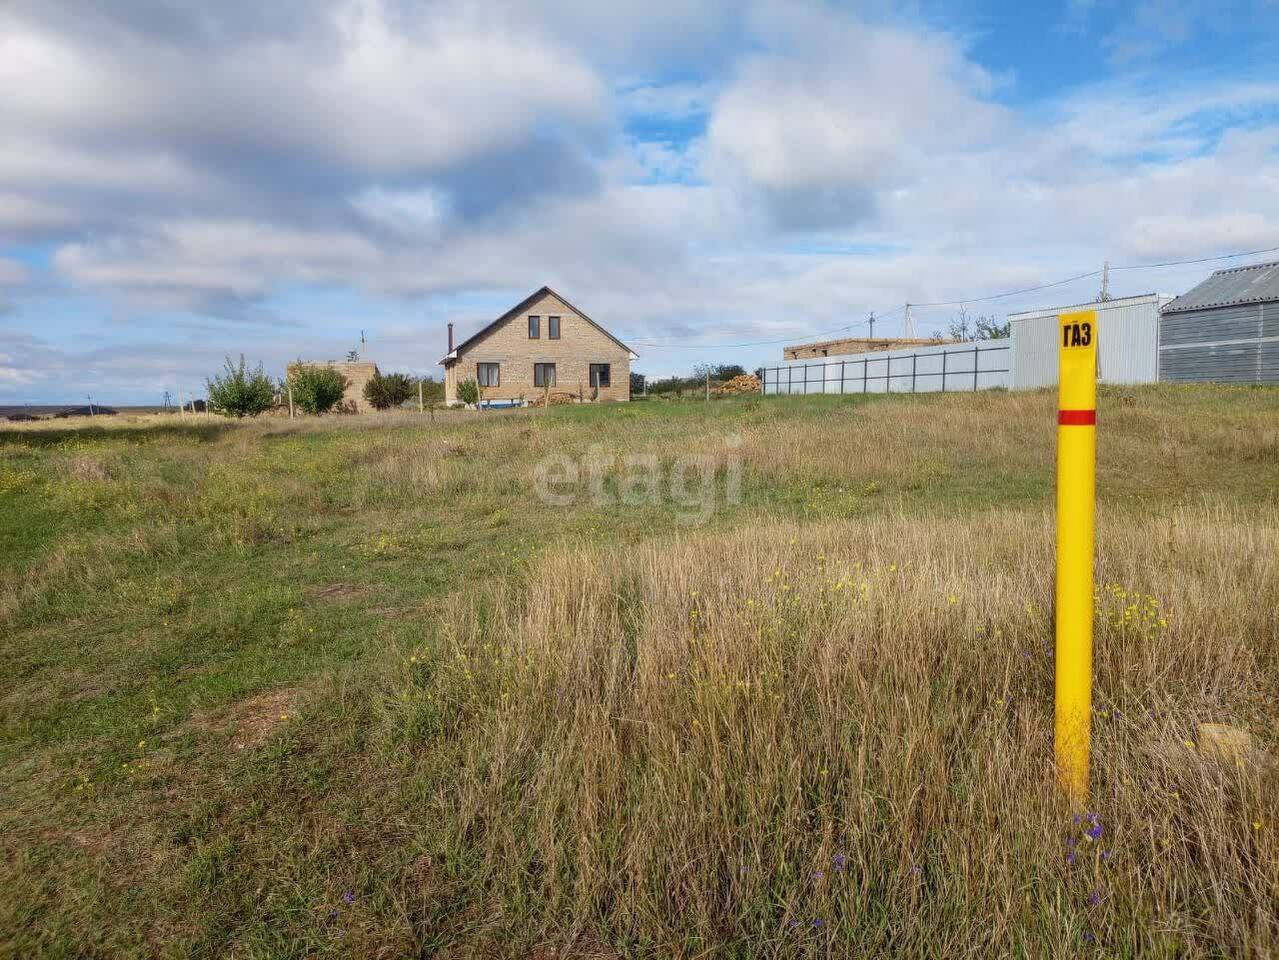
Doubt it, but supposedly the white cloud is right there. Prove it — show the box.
[5,0,1279,400]
[54,220,384,308]
[350,186,452,239]
[704,2,1007,228]
[0,1,607,178]
[619,82,711,120]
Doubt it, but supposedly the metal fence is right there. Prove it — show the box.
[762,341,1011,396]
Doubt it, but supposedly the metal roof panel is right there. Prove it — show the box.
[1162,260,1279,314]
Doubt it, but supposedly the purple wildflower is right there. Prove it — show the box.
[909,864,923,876]
[1083,931,1096,945]
[813,870,825,880]
[1086,889,1102,907]
[812,919,824,930]
[1066,851,1077,866]
[833,853,847,871]
[1086,821,1103,842]
[342,890,355,905]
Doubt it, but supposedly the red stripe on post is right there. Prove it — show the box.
[1058,409,1096,426]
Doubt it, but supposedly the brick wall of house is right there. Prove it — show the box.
[444,292,631,404]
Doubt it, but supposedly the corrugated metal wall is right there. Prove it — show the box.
[762,340,1010,395]
[1159,302,1279,383]
[1009,296,1164,390]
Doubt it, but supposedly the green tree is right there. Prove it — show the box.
[287,364,349,415]
[975,316,1011,340]
[362,370,416,410]
[456,378,480,406]
[206,355,276,418]
[417,377,445,402]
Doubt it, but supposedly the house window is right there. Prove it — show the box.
[548,316,561,339]
[534,363,556,388]
[589,363,611,388]
[528,315,540,338]
[476,362,500,387]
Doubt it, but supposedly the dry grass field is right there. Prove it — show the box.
[2,385,1277,958]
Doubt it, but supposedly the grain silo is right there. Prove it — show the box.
[1158,261,1279,383]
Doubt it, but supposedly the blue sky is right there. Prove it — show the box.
[2,0,1278,403]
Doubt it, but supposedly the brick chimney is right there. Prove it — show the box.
[447,322,454,353]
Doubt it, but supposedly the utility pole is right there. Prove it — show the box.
[903,303,914,339]
[868,311,876,341]
[1099,261,1111,302]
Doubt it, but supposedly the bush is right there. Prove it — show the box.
[362,370,417,410]
[418,377,445,403]
[287,364,349,415]
[206,355,276,418]
[456,378,480,406]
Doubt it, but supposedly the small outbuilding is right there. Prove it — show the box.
[288,360,378,413]
[1159,260,1279,383]
[1008,294,1171,390]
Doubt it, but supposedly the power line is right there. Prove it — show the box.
[1111,243,1279,271]
[626,244,1279,352]
[908,269,1102,308]
[629,313,888,349]
[904,244,1279,308]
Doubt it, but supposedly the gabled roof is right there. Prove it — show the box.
[1163,260,1279,315]
[439,286,638,365]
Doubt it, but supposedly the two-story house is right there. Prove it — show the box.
[439,287,638,405]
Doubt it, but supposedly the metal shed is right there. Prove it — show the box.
[1008,294,1171,390]
[1159,261,1279,384]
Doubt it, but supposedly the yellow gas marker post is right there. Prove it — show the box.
[1055,310,1097,802]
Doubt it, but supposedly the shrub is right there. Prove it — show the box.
[456,378,480,406]
[363,370,417,410]
[418,377,445,403]
[206,355,276,418]
[287,364,349,415]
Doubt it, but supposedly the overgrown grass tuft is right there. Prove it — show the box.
[396,508,1278,957]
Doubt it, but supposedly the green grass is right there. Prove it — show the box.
[1,385,1277,958]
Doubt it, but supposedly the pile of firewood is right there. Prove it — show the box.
[718,374,762,394]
